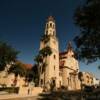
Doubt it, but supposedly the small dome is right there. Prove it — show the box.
[47,16,55,22]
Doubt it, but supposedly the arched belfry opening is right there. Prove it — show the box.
[45,16,56,36]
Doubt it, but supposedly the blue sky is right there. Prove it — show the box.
[0,0,100,79]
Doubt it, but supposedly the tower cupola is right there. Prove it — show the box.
[45,16,56,36]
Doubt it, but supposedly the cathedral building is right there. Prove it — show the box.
[39,16,80,90]
[59,42,80,90]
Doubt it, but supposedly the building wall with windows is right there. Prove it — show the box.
[80,72,94,87]
[59,43,80,90]
[39,16,81,90]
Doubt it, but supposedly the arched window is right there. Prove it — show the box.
[46,30,48,35]
[46,23,48,28]
[50,23,52,27]
[54,66,55,70]
[53,31,55,36]
[54,54,56,59]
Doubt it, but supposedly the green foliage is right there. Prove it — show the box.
[74,0,100,63]
[41,34,50,43]
[25,69,34,82]
[39,46,52,57]
[8,61,35,82]
[0,41,19,71]
[78,72,83,81]
[34,46,52,72]
[31,64,39,85]
[8,61,26,77]
[34,44,52,86]
[34,55,43,64]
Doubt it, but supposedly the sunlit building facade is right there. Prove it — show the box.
[39,16,80,90]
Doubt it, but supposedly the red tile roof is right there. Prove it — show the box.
[24,64,33,69]
[59,51,67,55]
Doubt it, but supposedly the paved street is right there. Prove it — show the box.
[0,94,42,100]
[4,97,39,100]
[0,88,100,100]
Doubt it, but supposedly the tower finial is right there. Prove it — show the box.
[47,16,55,22]
[67,41,73,51]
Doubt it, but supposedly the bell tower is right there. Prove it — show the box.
[40,16,60,89]
[45,16,56,36]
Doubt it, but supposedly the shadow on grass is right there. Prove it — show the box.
[37,90,81,100]
[37,87,100,100]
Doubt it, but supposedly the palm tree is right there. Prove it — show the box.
[34,54,43,86]
[32,64,40,86]
[35,34,52,87]
[24,69,34,86]
[41,34,50,43]
[39,46,52,86]
[78,72,83,98]
[78,72,83,89]
[34,46,52,87]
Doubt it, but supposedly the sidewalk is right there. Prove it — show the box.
[0,94,36,100]
[0,91,8,95]
[0,87,43,99]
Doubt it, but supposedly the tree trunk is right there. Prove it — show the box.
[37,64,41,86]
[43,57,47,89]
[39,65,42,86]
[80,81,83,99]
[43,62,46,87]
